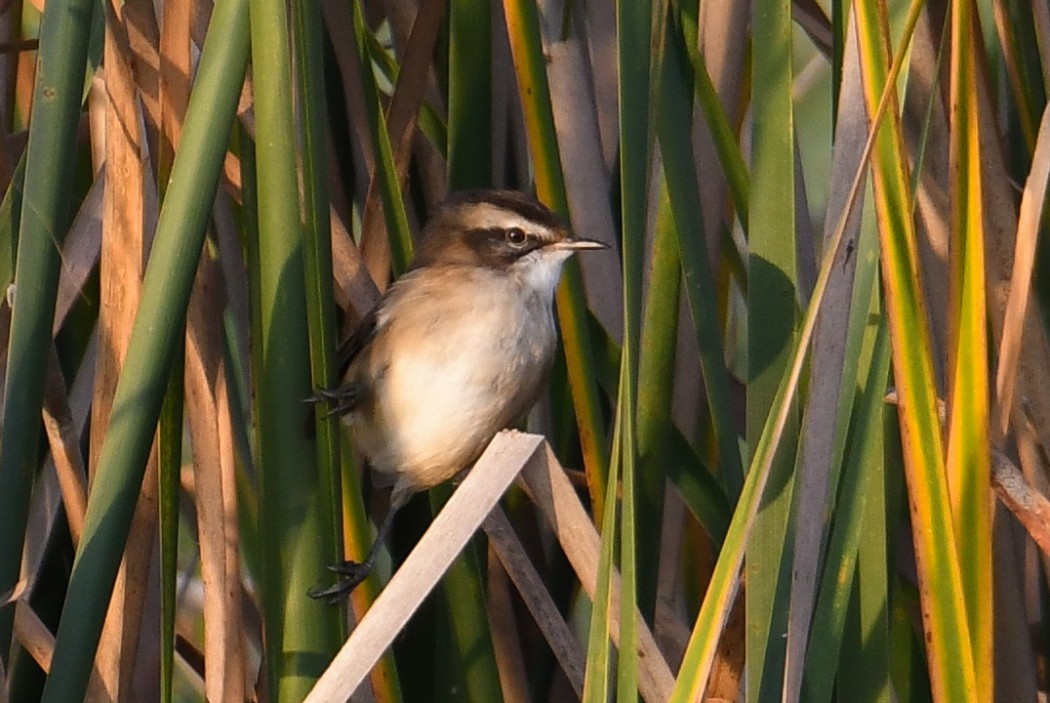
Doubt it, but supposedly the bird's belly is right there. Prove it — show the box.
[352,307,553,493]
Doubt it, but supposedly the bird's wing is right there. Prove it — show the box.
[319,305,383,416]
[302,305,382,421]
[337,305,381,376]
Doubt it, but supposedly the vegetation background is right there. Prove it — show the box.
[0,0,1047,700]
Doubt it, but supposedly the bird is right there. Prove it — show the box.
[308,189,606,601]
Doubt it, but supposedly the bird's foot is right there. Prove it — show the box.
[303,386,361,417]
[307,560,373,604]
[304,388,338,405]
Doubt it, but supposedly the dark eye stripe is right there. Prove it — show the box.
[460,227,544,265]
[475,227,536,246]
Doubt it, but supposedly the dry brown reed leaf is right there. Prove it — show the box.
[305,431,546,703]
[696,0,748,264]
[0,578,25,607]
[545,27,623,340]
[119,0,160,139]
[20,336,95,607]
[186,253,246,702]
[519,445,675,701]
[92,1,159,694]
[158,0,192,163]
[992,449,1050,556]
[486,549,532,703]
[13,601,110,701]
[87,74,106,172]
[53,174,103,335]
[993,105,1050,445]
[484,505,585,697]
[41,346,87,544]
[359,0,447,292]
[782,23,869,702]
[332,206,382,320]
[14,601,53,674]
[706,589,745,703]
[13,24,34,121]
[173,631,206,695]
[319,0,376,232]
[792,0,832,58]
[94,3,149,476]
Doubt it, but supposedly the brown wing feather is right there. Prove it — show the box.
[304,305,381,419]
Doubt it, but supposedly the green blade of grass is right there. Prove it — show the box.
[670,0,749,235]
[854,0,978,698]
[447,0,491,189]
[844,312,893,703]
[945,1,992,696]
[585,306,732,545]
[635,178,678,619]
[501,0,609,516]
[666,2,914,693]
[0,0,97,658]
[248,0,343,693]
[434,5,504,699]
[0,153,26,289]
[38,0,251,697]
[613,0,658,696]
[349,0,413,274]
[801,300,891,701]
[658,11,744,501]
[746,0,799,697]
[158,351,183,703]
[581,403,622,703]
[293,0,346,634]
[156,10,188,700]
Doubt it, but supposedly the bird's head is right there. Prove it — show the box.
[412,190,606,299]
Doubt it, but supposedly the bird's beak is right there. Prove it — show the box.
[550,237,608,251]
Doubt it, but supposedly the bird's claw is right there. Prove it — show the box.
[303,386,360,417]
[304,388,335,403]
[308,560,372,604]
[307,581,356,605]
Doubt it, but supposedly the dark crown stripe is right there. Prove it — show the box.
[444,190,563,231]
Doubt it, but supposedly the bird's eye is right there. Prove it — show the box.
[505,228,527,247]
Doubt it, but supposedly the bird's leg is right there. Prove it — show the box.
[308,507,398,603]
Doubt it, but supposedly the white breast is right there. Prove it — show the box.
[348,266,557,497]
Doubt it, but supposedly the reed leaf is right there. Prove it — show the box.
[0,0,97,657]
[945,1,993,696]
[502,0,610,515]
[854,0,978,698]
[249,0,344,693]
[38,0,250,697]
[746,0,798,698]
[657,10,744,501]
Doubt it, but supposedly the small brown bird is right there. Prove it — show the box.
[309,190,606,601]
